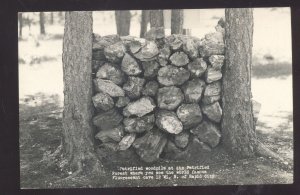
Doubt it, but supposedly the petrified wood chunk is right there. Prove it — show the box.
[202,102,223,123]
[123,114,155,133]
[133,41,159,61]
[115,96,130,108]
[104,41,125,62]
[208,55,224,70]
[205,67,222,83]
[176,103,203,129]
[92,92,114,111]
[182,37,199,59]
[174,132,190,149]
[188,58,207,78]
[96,62,125,85]
[169,52,190,67]
[132,129,167,163]
[94,78,125,97]
[121,53,142,76]
[157,86,184,110]
[118,133,136,151]
[142,81,159,97]
[95,125,124,143]
[93,108,123,130]
[156,110,183,134]
[123,76,145,99]
[182,79,206,103]
[165,35,183,51]
[141,60,160,78]
[157,65,190,86]
[93,34,121,51]
[123,96,156,117]
[203,81,221,97]
[199,32,225,57]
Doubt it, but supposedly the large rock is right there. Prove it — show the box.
[208,55,224,70]
[141,60,160,78]
[96,63,125,85]
[169,52,189,67]
[176,104,203,129]
[174,132,190,149]
[123,114,155,133]
[94,78,125,97]
[133,41,159,61]
[158,45,171,66]
[93,34,121,50]
[202,102,222,123]
[104,41,125,62]
[127,38,146,54]
[92,92,114,111]
[157,65,190,86]
[182,79,206,103]
[115,96,130,108]
[190,121,221,148]
[123,96,156,117]
[93,109,123,130]
[123,76,145,99]
[203,81,221,101]
[118,133,136,151]
[182,38,199,59]
[199,32,225,57]
[95,125,124,143]
[156,110,183,134]
[132,129,167,163]
[142,81,159,97]
[121,53,142,76]
[165,35,183,51]
[188,58,207,78]
[184,137,212,159]
[205,67,222,83]
[157,86,184,110]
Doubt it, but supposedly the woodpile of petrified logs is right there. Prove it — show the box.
[91,22,227,163]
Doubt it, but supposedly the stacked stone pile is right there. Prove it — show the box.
[91,23,226,163]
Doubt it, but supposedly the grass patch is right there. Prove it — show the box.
[252,62,292,79]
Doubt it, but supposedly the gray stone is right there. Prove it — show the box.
[174,132,190,149]
[203,81,221,97]
[121,53,142,76]
[96,63,125,85]
[157,65,190,86]
[190,121,221,148]
[142,81,159,97]
[118,133,136,150]
[133,41,159,61]
[205,67,222,83]
[115,96,130,108]
[182,38,199,59]
[208,55,225,70]
[188,58,207,78]
[93,108,123,130]
[176,104,203,129]
[132,129,167,163]
[104,41,125,62]
[182,79,206,103]
[123,77,145,99]
[95,125,124,143]
[123,114,155,133]
[157,86,184,110]
[163,141,186,160]
[128,38,146,54]
[165,35,183,51]
[92,34,121,50]
[202,95,221,105]
[156,110,183,134]
[141,60,160,78]
[199,32,225,57]
[202,102,223,123]
[92,92,114,111]
[170,52,189,67]
[123,96,156,117]
[94,78,125,97]
[158,45,171,60]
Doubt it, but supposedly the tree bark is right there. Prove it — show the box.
[140,10,150,38]
[115,10,131,36]
[171,9,183,34]
[150,10,164,28]
[222,8,257,158]
[18,12,23,37]
[62,11,102,174]
[39,12,46,35]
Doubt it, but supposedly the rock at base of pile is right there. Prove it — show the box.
[95,125,124,143]
[123,96,156,117]
[123,114,155,133]
[156,110,183,134]
[118,133,136,150]
[174,132,190,149]
[93,108,123,130]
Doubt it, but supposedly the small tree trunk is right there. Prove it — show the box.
[115,10,131,36]
[18,12,23,37]
[140,10,150,38]
[222,8,257,158]
[50,12,54,24]
[62,11,102,174]
[150,10,164,28]
[171,9,183,34]
[39,12,46,35]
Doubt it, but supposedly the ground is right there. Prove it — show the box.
[19,8,293,188]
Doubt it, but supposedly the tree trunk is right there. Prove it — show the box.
[221,8,257,158]
[50,12,54,24]
[115,10,131,36]
[39,12,46,35]
[18,12,23,37]
[171,9,183,34]
[150,10,164,28]
[140,10,150,38]
[62,11,102,174]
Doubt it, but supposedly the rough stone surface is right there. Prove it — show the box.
[202,95,221,105]
[115,96,130,108]
[182,79,206,103]
[123,76,145,99]
[142,81,159,97]
[205,67,222,83]
[176,103,203,129]
[104,41,125,62]
[156,110,183,134]
[202,102,223,123]
[94,78,125,97]
[158,45,171,61]
[93,108,123,130]
[123,96,156,117]
[182,38,199,59]
[141,60,160,78]
[199,32,225,57]
[157,65,190,86]
[174,132,190,149]
[157,86,184,110]
[204,81,221,97]
[93,34,121,50]
[96,63,125,85]
[95,125,124,143]
[190,121,221,148]
[133,41,159,61]
[132,129,167,163]
[188,58,207,78]
[170,52,190,67]
[118,133,136,150]
[128,38,146,54]
[121,53,142,76]
[123,114,155,133]
[208,55,225,70]
[92,92,114,111]
[166,35,183,51]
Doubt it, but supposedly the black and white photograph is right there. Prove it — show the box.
[18,8,293,188]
